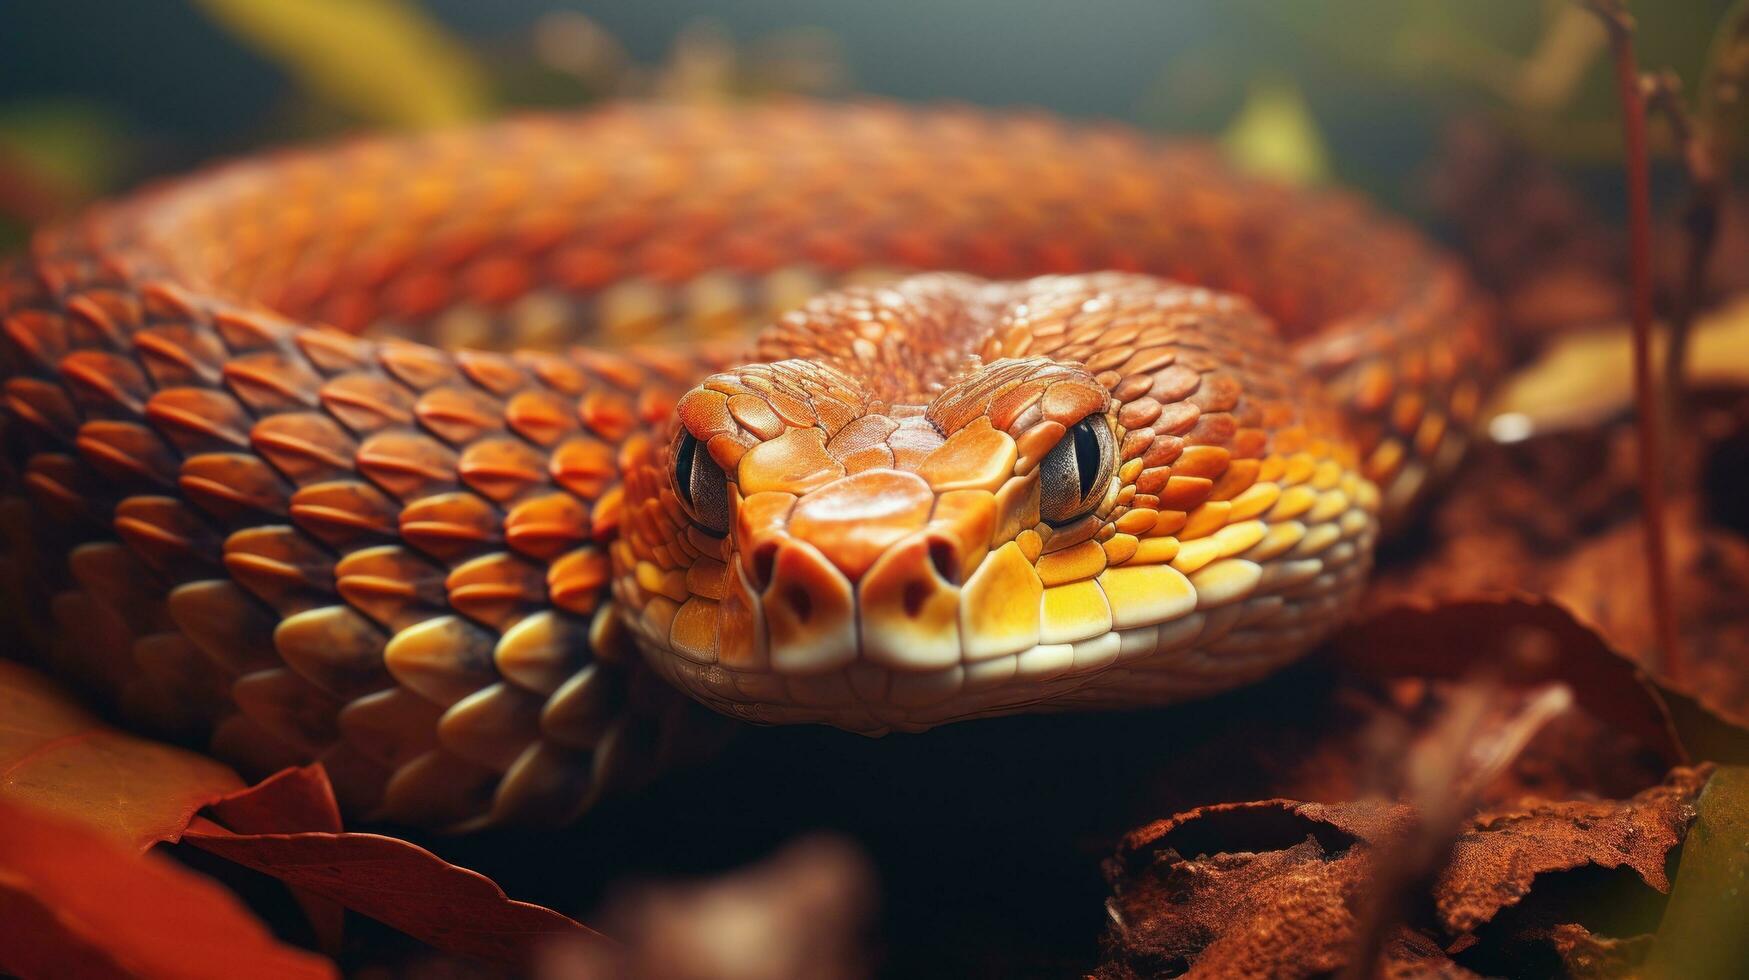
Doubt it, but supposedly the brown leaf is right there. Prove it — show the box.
[1098,769,1711,978]
[0,659,242,851]
[0,796,336,980]
[1371,383,1749,725]
[1332,595,1749,769]
[1436,766,1709,936]
[182,763,606,969]
[1100,799,1437,979]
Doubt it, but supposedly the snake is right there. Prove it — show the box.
[0,102,1497,829]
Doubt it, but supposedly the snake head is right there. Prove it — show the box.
[615,277,1382,734]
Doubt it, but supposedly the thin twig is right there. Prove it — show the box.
[1642,71,1722,408]
[1582,0,1685,682]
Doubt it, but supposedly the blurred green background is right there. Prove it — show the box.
[0,0,1737,246]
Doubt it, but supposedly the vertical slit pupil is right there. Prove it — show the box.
[1072,419,1102,500]
[674,432,698,508]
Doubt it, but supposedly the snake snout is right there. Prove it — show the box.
[749,469,978,676]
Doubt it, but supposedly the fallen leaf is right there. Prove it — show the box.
[0,796,336,980]
[1332,595,1749,768]
[204,765,348,957]
[1436,766,1709,937]
[0,659,242,851]
[1642,765,1749,979]
[183,764,605,969]
[1099,798,1436,979]
[1098,769,1710,979]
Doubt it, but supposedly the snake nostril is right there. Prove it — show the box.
[750,540,779,592]
[785,584,813,624]
[927,537,960,585]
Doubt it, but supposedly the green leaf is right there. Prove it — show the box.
[190,0,489,127]
[1644,766,1749,980]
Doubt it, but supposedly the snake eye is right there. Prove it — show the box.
[673,431,729,534]
[1039,416,1115,526]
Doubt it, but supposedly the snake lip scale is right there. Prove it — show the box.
[0,102,1498,829]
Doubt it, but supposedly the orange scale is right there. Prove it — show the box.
[1352,361,1395,414]
[650,541,684,572]
[505,389,577,447]
[378,341,460,391]
[522,352,589,397]
[447,553,547,632]
[715,571,763,670]
[635,388,679,427]
[616,433,654,475]
[455,349,528,397]
[416,386,506,446]
[686,558,730,601]
[179,452,292,521]
[289,480,400,547]
[1013,420,1066,472]
[766,391,818,428]
[503,492,590,561]
[548,437,616,499]
[987,384,1044,431]
[1391,391,1426,435]
[1172,445,1231,480]
[579,389,636,442]
[1208,458,1261,501]
[1039,381,1106,424]
[684,523,726,557]
[1157,475,1214,511]
[546,547,611,616]
[917,420,1016,494]
[249,413,357,486]
[1231,428,1270,459]
[224,352,324,414]
[319,374,416,434]
[457,437,548,503]
[736,427,844,497]
[727,393,786,441]
[589,486,625,541]
[669,598,721,663]
[399,492,501,561]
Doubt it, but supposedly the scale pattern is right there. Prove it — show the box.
[0,103,1497,828]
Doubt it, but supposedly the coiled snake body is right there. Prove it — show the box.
[0,103,1496,828]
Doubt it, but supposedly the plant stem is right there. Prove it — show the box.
[1585,0,1684,681]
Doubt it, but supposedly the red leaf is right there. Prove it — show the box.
[0,797,336,980]
[208,764,344,835]
[183,764,606,968]
[205,766,348,957]
[0,660,242,851]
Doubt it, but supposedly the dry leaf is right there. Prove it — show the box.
[1099,769,1710,978]
[0,659,241,851]
[0,797,336,980]
[183,764,605,969]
